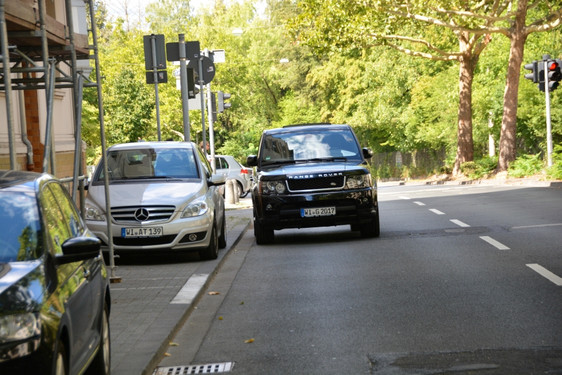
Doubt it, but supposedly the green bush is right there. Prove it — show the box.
[508,154,543,178]
[460,156,498,179]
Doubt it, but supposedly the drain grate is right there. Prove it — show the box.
[153,362,233,374]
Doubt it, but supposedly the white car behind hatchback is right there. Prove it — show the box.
[85,141,226,260]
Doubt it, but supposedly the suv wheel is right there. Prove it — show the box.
[359,212,380,238]
[254,216,274,245]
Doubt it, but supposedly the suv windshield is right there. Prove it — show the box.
[96,147,200,181]
[260,129,361,165]
[0,191,41,262]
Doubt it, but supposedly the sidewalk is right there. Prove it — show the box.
[108,202,252,375]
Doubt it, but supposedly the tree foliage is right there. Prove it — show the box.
[83,0,562,177]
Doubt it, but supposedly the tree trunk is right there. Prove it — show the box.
[498,1,528,171]
[453,36,475,176]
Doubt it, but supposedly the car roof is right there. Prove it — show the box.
[107,141,197,151]
[263,123,351,135]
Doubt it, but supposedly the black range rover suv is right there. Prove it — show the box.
[247,123,380,244]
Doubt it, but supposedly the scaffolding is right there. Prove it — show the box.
[0,0,117,280]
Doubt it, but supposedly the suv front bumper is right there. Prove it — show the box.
[253,187,378,230]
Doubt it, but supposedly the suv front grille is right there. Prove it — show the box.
[287,176,345,192]
[111,205,175,223]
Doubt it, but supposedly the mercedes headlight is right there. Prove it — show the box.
[85,203,105,221]
[182,198,209,218]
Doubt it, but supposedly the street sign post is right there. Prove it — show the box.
[143,34,167,140]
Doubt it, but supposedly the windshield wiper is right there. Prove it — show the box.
[261,159,297,166]
[307,157,347,162]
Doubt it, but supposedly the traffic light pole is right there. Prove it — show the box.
[178,34,191,141]
[544,59,553,167]
[150,35,162,141]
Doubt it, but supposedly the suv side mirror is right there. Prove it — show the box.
[362,148,373,159]
[247,155,258,167]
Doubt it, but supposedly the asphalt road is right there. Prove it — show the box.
[154,183,562,374]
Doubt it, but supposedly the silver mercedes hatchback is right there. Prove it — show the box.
[85,141,226,260]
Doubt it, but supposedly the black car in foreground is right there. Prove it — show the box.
[0,171,111,375]
[247,123,380,244]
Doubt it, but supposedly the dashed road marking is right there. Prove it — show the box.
[480,236,510,250]
[429,209,445,215]
[450,219,470,227]
[414,201,425,206]
[526,264,562,286]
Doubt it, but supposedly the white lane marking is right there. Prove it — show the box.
[479,236,510,250]
[450,219,470,227]
[399,196,411,200]
[429,209,445,215]
[414,201,425,206]
[170,273,209,304]
[512,223,562,230]
[526,264,562,286]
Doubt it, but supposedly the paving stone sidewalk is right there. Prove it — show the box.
[108,204,252,375]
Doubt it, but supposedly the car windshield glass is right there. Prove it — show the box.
[260,129,361,165]
[0,190,42,262]
[97,147,200,181]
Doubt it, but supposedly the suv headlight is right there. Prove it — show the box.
[85,203,105,221]
[260,180,286,195]
[345,174,372,189]
[182,198,209,218]
[0,313,41,343]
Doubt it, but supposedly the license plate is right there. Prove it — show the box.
[121,226,163,238]
[301,207,336,217]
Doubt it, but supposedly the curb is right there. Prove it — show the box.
[143,217,251,375]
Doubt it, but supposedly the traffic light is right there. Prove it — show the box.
[218,91,231,112]
[546,59,562,92]
[524,61,539,83]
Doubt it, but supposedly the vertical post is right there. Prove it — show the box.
[151,35,162,141]
[179,34,190,141]
[207,83,215,172]
[87,0,118,281]
[199,52,206,154]
[488,111,495,157]
[543,57,553,167]
[0,0,16,169]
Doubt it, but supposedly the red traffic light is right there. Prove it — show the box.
[548,61,560,71]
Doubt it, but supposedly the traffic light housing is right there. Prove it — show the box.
[524,61,539,83]
[546,59,562,92]
[218,91,231,112]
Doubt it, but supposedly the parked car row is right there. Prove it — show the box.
[0,124,377,373]
[0,141,230,374]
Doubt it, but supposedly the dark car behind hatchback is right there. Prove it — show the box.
[247,124,380,244]
[0,171,111,375]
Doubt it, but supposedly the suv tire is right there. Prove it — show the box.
[254,215,274,245]
[360,211,380,238]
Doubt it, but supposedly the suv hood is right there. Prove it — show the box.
[258,161,368,177]
[87,181,204,208]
